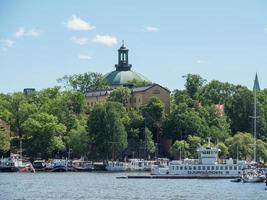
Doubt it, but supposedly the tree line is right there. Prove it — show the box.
[0,72,267,162]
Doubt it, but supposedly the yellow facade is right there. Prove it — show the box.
[85,84,170,113]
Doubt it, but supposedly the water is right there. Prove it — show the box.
[0,172,266,200]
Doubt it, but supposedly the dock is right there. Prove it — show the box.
[116,175,239,179]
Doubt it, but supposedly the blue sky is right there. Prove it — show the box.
[0,0,267,93]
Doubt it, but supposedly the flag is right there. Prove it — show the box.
[253,73,260,92]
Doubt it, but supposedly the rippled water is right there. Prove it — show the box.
[0,172,266,200]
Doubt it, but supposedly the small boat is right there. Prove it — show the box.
[33,160,47,171]
[242,168,266,183]
[72,159,94,172]
[128,159,146,171]
[151,158,169,175]
[0,154,35,173]
[105,161,128,172]
[93,162,106,171]
[230,178,242,182]
[128,159,159,171]
[47,159,68,172]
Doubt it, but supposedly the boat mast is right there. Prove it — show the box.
[20,140,22,160]
[253,88,257,162]
[252,73,260,163]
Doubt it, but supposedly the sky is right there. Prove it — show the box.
[0,0,267,93]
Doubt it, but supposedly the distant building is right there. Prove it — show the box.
[86,83,170,113]
[23,88,35,95]
[85,44,170,113]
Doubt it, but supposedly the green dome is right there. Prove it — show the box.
[105,43,150,86]
[104,70,150,86]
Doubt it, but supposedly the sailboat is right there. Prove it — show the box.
[241,74,266,183]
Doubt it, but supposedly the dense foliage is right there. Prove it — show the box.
[0,72,267,163]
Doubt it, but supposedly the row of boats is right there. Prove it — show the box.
[1,143,266,184]
[0,154,162,173]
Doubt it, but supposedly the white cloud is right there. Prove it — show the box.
[78,54,92,60]
[92,35,117,46]
[71,37,89,45]
[145,26,158,32]
[0,39,14,51]
[65,15,95,31]
[15,27,41,38]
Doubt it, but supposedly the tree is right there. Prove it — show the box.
[0,126,10,152]
[217,142,229,159]
[22,112,66,158]
[200,80,236,105]
[68,125,90,158]
[256,139,267,163]
[57,72,109,93]
[162,103,209,141]
[184,74,206,99]
[107,86,131,107]
[171,140,189,159]
[143,127,156,156]
[226,132,254,160]
[226,86,253,134]
[187,135,202,158]
[88,102,128,160]
[142,97,164,142]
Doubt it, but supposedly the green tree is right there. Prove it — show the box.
[107,86,131,107]
[57,72,109,93]
[184,74,206,99]
[226,86,253,133]
[143,127,156,156]
[22,112,66,158]
[256,139,267,163]
[88,102,128,160]
[142,97,164,142]
[187,135,202,158]
[200,80,236,105]
[68,125,89,158]
[217,142,229,159]
[171,140,189,159]
[226,132,254,160]
[0,126,10,152]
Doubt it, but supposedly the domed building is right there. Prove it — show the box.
[104,43,150,86]
[85,43,170,114]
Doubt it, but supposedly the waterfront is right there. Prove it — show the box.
[0,172,266,200]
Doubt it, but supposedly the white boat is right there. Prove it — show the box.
[72,158,94,172]
[105,161,128,172]
[242,168,266,183]
[0,154,35,172]
[151,158,169,175]
[151,141,247,178]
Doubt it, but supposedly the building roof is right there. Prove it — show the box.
[132,83,170,93]
[85,83,170,97]
[85,90,111,97]
[104,70,150,86]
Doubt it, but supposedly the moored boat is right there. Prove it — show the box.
[105,161,128,172]
[33,160,47,171]
[0,154,35,172]
[242,168,266,183]
[72,159,94,172]
[151,140,247,178]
